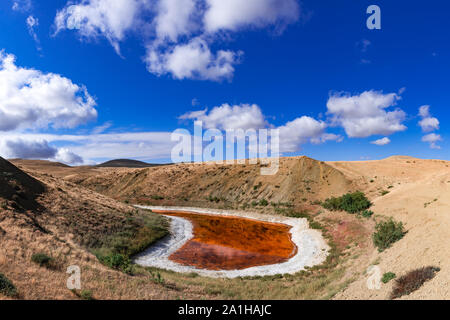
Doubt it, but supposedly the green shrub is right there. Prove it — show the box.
[380,190,390,196]
[390,267,440,299]
[322,192,372,214]
[208,196,220,203]
[71,289,95,300]
[31,253,53,268]
[96,253,132,273]
[372,219,405,252]
[80,290,94,300]
[382,272,396,283]
[0,273,17,297]
[259,199,269,206]
[149,270,165,284]
[362,210,374,218]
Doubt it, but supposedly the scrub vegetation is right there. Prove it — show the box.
[321,192,372,214]
[390,267,440,299]
[0,273,17,297]
[92,210,169,273]
[372,218,405,252]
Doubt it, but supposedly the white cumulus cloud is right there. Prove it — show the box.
[371,137,391,146]
[203,0,299,32]
[146,38,241,81]
[154,0,198,42]
[278,116,328,153]
[54,0,148,55]
[418,105,440,132]
[418,106,442,149]
[422,133,442,149]
[12,0,32,12]
[0,51,97,132]
[56,0,303,81]
[180,103,267,131]
[55,148,84,164]
[181,103,342,153]
[326,90,407,138]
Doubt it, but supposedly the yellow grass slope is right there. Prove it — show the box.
[0,157,204,300]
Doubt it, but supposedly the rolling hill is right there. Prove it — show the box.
[96,159,171,168]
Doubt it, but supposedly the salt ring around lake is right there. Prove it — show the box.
[133,206,329,278]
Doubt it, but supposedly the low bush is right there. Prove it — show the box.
[96,252,132,274]
[31,253,54,268]
[259,199,269,206]
[391,267,440,299]
[80,290,94,300]
[71,289,95,300]
[0,273,17,297]
[372,219,405,252]
[149,270,164,284]
[208,196,220,203]
[362,210,374,218]
[321,192,372,214]
[382,272,396,283]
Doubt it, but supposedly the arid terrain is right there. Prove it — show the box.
[1,155,449,300]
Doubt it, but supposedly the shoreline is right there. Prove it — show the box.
[133,205,330,278]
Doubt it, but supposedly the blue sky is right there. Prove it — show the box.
[0,0,448,164]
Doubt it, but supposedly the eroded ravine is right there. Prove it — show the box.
[153,210,297,270]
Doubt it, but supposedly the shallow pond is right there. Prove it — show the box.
[153,210,297,270]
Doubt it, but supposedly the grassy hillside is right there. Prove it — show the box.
[0,157,202,300]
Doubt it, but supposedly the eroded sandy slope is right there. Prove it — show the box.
[329,157,450,299]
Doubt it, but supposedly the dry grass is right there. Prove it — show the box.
[0,157,206,300]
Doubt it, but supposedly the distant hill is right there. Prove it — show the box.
[96,159,171,168]
[10,159,71,168]
[383,155,420,161]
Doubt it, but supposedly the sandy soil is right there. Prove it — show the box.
[329,157,450,300]
[134,206,329,278]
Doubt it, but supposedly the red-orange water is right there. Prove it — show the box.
[153,210,297,270]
